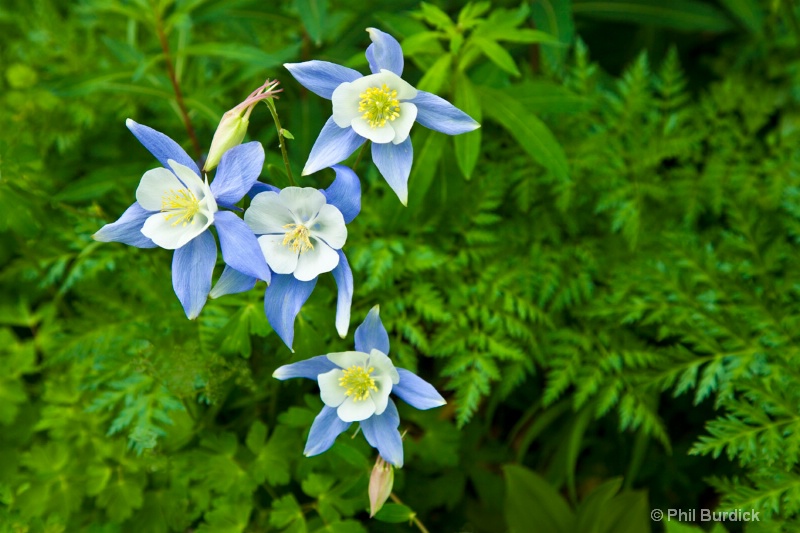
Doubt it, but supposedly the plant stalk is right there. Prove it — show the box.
[266,99,296,186]
[155,17,202,161]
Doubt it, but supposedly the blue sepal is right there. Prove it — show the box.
[354,306,390,355]
[172,230,217,319]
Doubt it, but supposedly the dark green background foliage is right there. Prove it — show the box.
[1,0,799,531]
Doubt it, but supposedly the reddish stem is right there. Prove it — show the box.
[156,18,202,161]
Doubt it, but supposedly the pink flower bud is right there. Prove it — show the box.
[369,455,394,517]
[204,109,249,171]
[203,79,281,172]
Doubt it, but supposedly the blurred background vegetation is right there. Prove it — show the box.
[2,0,800,531]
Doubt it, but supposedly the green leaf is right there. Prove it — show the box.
[418,2,455,30]
[270,494,307,532]
[301,473,335,498]
[217,303,271,358]
[572,0,734,32]
[407,129,447,207]
[472,37,520,76]
[251,426,293,486]
[717,0,763,33]
[317,521,368,533]
[575,478,623,532]
[401,31,445,56]
[453,74,482,179]
[373,503,415,523]
[295,0,328,45]
[197,501,252,533]
[96,474,145,522]
[180,43,301,69]
[596,490,650,533]
[477,86,569,181]
[85,465,112,497]
[246,421,267,455]
[531,0,575,69]
[416,53,452,94]
[511,80,593,114]
[458,2,491,29]
[503,465,576,533]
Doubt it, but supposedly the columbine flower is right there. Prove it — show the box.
[93,119,270,319]
[272,306,446,467]
[284,28,480,205]
[209,165,360,350]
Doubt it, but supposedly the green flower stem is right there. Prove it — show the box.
[389,493,430,533]
[265,98,296,186]
[353,140,370,172]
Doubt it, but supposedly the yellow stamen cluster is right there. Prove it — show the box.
[359,84,400,129]
[282,223,314,253]
[161,189,200,226]
[339,365,377,402]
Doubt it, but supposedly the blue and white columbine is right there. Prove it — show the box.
[284,28,480,205]
[272,306,446,467]
[210,165,360,351]
[93,119,270,319]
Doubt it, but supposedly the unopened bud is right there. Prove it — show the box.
[204,109,249,171]
[369,455,394,517]
[203,79,282,172]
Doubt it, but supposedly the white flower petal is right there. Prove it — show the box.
[337,395,377,422]
[279,187,327,223]
[258,234,298,274]
[201,176,218,214]
[377,69,417,100]
[136,167,185,212]
[318,369,347,407]
[391,102,417,145]
[331,81,363,128]
[309,204,347,249]
[168,159,206,200]
[294,237,340,281]
[245,191,295,234]
[368,349,400,384]
[141,211,210,250]
[327,351,369,369]
[351,117,395,144]
[372,374,394,415]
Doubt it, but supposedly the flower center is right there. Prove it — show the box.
[359,84,400,129]
[282,223,314,253]
[339,365,378,402]
[161,189,200,226]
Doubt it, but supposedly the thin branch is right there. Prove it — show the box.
[155,16,202,161]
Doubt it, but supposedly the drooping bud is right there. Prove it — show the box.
[369,455,394,517]
[204,79,282,172]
